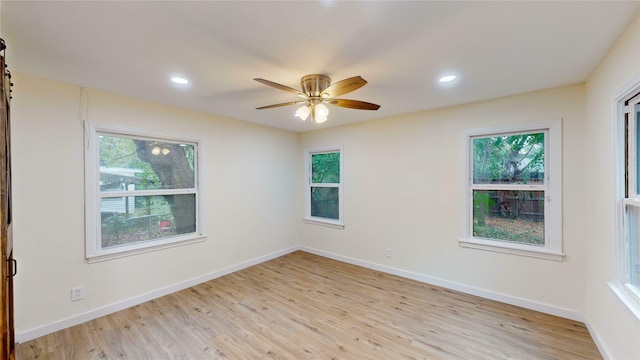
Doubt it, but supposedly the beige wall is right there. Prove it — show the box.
[584,13,640,360]
[11,73,301,335]
[299,84,588,314]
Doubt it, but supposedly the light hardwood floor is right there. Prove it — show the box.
[17,251,601,359]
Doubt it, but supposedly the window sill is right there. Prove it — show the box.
[609,282,640,322]
[459,238,564,261]
[303,218,344,230]
[87,234,206,263]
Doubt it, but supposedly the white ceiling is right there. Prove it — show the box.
[2,1,639,132]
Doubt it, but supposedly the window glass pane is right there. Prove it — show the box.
[473,190,544,245]
[473,133,545,184]
[627,205,640,288]
[311,187,339,219]
[99,134,195,191]
[101,194,196,248]
[311,152,340,184]
[635,104,640,195]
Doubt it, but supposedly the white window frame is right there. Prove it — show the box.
[611,76,640,321]
[304,146,344,229]
[84,122,205,262]
[460,120,563,261]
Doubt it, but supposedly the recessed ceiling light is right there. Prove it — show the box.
[170,76,189,85]
[439,75,456,83]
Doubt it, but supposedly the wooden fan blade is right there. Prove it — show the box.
[254,78,305,97]
[256,101,307,110]
[321,76,367,98]
[328,99,380,110]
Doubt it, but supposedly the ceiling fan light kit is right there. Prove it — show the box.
[255,74,380,125]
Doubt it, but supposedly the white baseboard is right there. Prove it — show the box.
[300,246,586,323]
[583,315,611,360]
[15,245,301,343]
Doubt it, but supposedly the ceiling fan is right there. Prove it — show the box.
[254,74,380,124]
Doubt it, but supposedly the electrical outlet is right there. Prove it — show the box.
[71,286,84,302]
[385,248,392,258]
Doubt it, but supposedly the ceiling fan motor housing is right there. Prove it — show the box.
[301,74,331,98]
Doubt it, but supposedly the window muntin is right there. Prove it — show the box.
[461,121,562,260]
[86,124,202,261]
[304,147,343,228]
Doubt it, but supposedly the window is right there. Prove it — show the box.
[85,123,203,262]
[624,93,640,290]
[304,146,344,228]
[612,88,640,320]
[460,120,563,261]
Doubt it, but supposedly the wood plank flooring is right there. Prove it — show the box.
[16,251,601,359]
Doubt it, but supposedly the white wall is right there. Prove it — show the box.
[11,73,301,336]
[300,84,588,316]
[584,13,640,360]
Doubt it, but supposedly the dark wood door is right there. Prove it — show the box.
[0,45,15,360]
